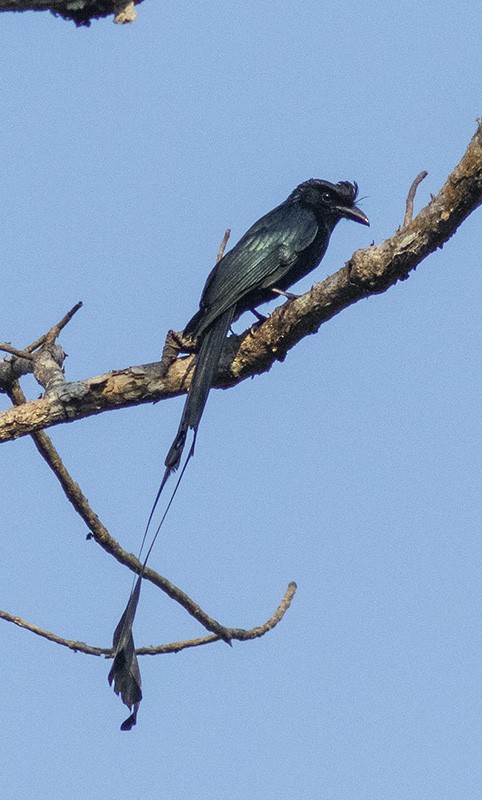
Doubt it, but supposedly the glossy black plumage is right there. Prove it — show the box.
[165,179,369,472]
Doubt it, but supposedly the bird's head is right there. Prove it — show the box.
[295,179,370,227]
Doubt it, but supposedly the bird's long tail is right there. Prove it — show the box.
[140,305,236,536]
[165,306,236,472]
[110,307,235,729]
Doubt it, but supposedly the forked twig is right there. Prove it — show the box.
[0,302,83,390]
[26,301,83,353]
[0,343,33,360]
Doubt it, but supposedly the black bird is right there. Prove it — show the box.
[109,179,369,729]
[164,178,369,476]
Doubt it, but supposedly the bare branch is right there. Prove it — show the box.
[26,301,83,354]
[0,608,108,656]
[0,582,297,657]
[4,382,234,641]
[403,171,428,227]
[1,122,481,444]
[217,228,231,262]
[0,344,33,360]
[0,0,143,25]
[0,302,83,390]
[32,344,67,392]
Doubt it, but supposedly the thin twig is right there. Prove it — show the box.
[0,582,297,657]
[136,580,298,654]
[0,344,33,360]
[26,301,83,353]
[0,609,108,655]
[404,170,428,226]
[217,228,231,262]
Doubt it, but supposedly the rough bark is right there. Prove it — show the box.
[1,121,481,445]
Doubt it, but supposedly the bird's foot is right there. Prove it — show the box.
[159,329,194,377]
[249,308,269,334]
[250,308,268,324]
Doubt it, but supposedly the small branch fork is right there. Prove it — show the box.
[0,301,83,391]
[0,261,296,660]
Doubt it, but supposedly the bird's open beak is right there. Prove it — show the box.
[337,204,370,226]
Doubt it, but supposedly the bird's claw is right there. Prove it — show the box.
[248,308,268,334]
[159,329,197,378]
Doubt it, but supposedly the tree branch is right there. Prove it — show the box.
[0,0,142,25]
[4,382,236,641]
[0,582,297,656]
[403,170,428,226]
[1,122,481,445]
[0,301,82,390]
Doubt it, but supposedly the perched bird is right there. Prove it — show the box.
[109,179,369,729]
[164,178,369,476]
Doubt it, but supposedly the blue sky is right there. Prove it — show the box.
[1,2,480,798]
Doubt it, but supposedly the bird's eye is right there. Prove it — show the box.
[321,192,332,203]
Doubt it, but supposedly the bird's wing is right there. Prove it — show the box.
[193,201,318,332]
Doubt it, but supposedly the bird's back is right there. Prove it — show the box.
[184,196,322,339]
